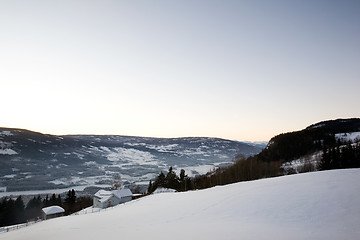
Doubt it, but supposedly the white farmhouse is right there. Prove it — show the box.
[93,189,133,209]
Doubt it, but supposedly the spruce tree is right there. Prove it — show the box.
[57,194,62,206]
[14,196,25,224]
[166,167,179,190]
[148,180,153,194]
[25,195,42,220]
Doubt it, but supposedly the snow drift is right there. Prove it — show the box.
[2,169,360,240]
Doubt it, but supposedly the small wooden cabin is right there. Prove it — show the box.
[42,206,65,220]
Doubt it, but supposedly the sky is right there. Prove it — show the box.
[1,0,359,141]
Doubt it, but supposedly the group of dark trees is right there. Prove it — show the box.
[192,155,282,190]
[0,189,92,227]
[258,118,360,163]
[147,157,282,193]
[319,141,360,170]
[147,167,194,193]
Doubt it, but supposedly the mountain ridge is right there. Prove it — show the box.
[0,128,262,192]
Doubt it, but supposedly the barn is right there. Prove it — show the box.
[93,189,133,209]
[42,206,65,220]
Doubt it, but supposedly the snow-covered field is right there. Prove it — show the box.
[2,169,360,240]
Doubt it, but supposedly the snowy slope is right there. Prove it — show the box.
[2,169,360,240]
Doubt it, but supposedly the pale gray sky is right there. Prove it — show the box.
[1,0,359,141]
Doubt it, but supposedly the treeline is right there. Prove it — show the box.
[192,155,282,190]
[148,158,282,193]
[257,131,335,163]
[148,140,360,193]
[148,167,194,193]
[0,189,92,227]
[319,141,360,170]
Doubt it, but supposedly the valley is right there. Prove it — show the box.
[0,128,264,193]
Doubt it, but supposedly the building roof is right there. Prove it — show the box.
[94,188,133,203]
[153,187,176,194]
[112,189,132,199]
[94,190,114,203]
[42,206,65,215]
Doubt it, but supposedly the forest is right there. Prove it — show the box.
[0,189,92,227]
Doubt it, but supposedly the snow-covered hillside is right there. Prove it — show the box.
[2,169,359,240]
[0,128,262,192]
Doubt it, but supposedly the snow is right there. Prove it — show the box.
[174,164,216,177]
[49,176,104,186]
[0,184,111,198]
[94,189,133,203]
[3,174,16,179]
[42,206,65,215]
[152,187,176,194]
[112,189,132,199]
[0,148,18,155]
[106,147,158,165]
[335,132,360,142]
[0,130,13,136]
[2,169,360,240]
[281,151,322,173]
[94,190,113,203]
[144,144,179,152]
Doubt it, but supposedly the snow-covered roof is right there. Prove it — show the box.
[42,206,65,215]
[94,190,112,199]
[94,190,114,203]
[94,189,132,203]
[112,189,132,199]
[152,187,176,194]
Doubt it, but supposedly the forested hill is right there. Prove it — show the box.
[190,118,360,189]
[257,118,360,163]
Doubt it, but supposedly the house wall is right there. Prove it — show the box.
[108,195,121,207]
[120,196,132,204]
[93,197,102,208]
[42,212,64,220]
[93,195,122,209]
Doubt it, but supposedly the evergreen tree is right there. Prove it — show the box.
[166,167,179,190]
[64,189,76,214]
[43,195,49,207]
[155,172,166,188]
[57,194,63,206]
[14,196,25,224]
[179,169,187,191]
[65,189,76,203]
[48,193,57,206]
[25,195,42,220]
[0,198,16,226]
[147,180,153,194]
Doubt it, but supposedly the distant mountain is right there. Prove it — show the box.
[258,118,360,163]
[243,141,268,149]
[0,128,262,191]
